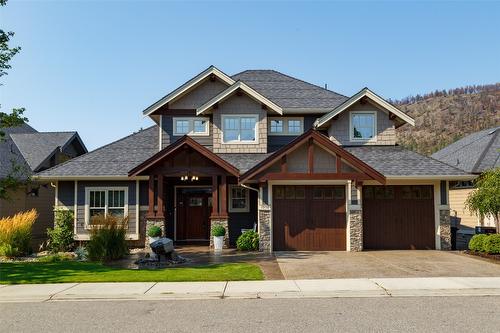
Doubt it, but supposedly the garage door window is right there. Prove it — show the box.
[313,186,344,200]
[364,186,395,199]
[401,186,432,200]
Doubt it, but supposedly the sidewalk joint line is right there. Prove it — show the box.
[221,281,228,299]
[45,283,81,302]
[144,282,157,295]
[370,280,392,297]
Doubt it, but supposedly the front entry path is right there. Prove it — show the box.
[275,251,500,280]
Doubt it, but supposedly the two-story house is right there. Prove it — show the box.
[36,66,473,252]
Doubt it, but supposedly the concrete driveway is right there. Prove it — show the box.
[275,251,500,279]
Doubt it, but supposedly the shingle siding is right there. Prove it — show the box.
[169,78,228,110]
[328,102,396,146]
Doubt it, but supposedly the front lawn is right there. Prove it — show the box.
[0,261,264,284]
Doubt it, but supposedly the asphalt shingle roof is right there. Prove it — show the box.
[10,132,78,171]
[232,70,348,110]
[36,126,159,177]
[431,127,500,173]
[345,146,469,176]
[0,124,36,178]
[217,153,272,173]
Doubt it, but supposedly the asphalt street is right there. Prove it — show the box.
[1,296,500,332]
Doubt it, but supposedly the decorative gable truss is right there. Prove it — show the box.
[240,129,386,184]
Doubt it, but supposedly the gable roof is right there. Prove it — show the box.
[143,66,234,116]
[36,126,159,179]
[232,70,348,111]
[10,132,86,172]
[431,126,500,174]
[0,124,36,179]
[129,135,240,177]
[196,81,283,115]
[345,146,472,179]
[314,87,415,128]
[240,129,386,184]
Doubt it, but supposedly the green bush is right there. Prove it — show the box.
[74,246,88,261]
[211,225,226,237]
[236,230,259,251]
[86,215,129,261]
[483,234,500,254]
[0,209,38,257]
[147,225,162,238]
[469,234,488,252]
[38,252,74,263]
[47,209,74,253]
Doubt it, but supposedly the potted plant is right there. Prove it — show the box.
[211,225,226,251]
[147,225,162,246]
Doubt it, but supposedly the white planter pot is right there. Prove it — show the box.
[213,236,224,251]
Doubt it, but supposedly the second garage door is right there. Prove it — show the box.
[363,185,436,250]
[272,185,346,251]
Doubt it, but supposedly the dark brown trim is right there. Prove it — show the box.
[260,172,372,181]
[211,175,219,218]
[128,135,239,177]
[308,138,314,174]
[146,176,155,218]
[336,154,341,174]
[219,174,228,217]
[240,129,386,184]
[156,174,165,219]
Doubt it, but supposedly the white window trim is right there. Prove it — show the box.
[268,117,304,136]
[221,114,259,145]
[349,111,377,142]
[84,186,129,229]
[173,117,210,136]
[228,184,250,213]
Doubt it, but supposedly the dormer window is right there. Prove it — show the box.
[350,111,376,141]
[173,117,209,136]
[268,117,304,135]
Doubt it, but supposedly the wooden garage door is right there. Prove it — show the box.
[273,185,346,251]
[363,185,435,250]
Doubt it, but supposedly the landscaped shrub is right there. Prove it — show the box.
[37,252,74,263]
[483,234,500,254]
[86,215,129,261]
[0,209,38,257]
[469,234,488,252]
[147,225,162,238]
[47,209,74,253]
[74,246,88,261]
[211,225,226,237]
[236,230,259,251]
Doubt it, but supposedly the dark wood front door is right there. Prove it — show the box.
[176,188,212,240]
[363,185,435,250]
[272,185,346,251]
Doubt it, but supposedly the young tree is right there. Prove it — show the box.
[465,168,500,233]
[0,0,29,199]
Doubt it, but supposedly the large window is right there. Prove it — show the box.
[173,117,209,136]
[350,112,376,141]
[85,187,128,226]
[222,115,258,143]
[229,185,250,212]
[268,117,304,135]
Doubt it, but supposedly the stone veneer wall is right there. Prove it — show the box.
[212,94,267,153]
[258,204,272,252]
[210,217,229,248]
[349,210,363,252]
[439,209,451,250]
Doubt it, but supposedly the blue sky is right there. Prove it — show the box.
[2,0,499,150]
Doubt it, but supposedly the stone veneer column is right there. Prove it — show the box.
[258,204,272,252]
[349,210,363,252]
[145,219,165,248]
[210,217,229,248]
[439,209,452,250]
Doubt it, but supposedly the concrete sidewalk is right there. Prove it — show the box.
[1,277,500,302]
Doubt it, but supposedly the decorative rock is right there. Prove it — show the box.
[258,205,271,252]
[440,209,452,250]
[349,210,363,252]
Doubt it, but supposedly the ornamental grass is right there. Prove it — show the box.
[0,209,38,257]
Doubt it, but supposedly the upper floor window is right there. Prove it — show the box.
[268,117,304,135]
[222,115,258,144]
[173,117,209,136]
[350,112,376,141]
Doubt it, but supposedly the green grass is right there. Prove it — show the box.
[0,261,264,284]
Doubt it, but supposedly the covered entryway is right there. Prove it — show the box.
[176,187,212,240]
[363,185,435,250]
[273,185,346,251]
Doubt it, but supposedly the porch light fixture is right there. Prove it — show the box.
[180,174,199,181]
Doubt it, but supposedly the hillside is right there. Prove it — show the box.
[395,85,500,155]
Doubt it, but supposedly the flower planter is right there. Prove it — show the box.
[213,236,224,251]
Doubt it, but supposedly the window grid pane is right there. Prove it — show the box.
[193,120,206,133]
[270,120,283,133]
[176,120,189,134]
[352,114,374,139]
[288,120,301,133]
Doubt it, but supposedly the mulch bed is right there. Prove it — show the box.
[464,250,500,261]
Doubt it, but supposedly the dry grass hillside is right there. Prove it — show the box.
[395,87,500,155]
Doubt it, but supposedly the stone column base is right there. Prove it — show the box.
[210,217,229,248]
[439,209,451,250]
[349,210,363,252]
[145,219,165,248]
[258,205,271,252]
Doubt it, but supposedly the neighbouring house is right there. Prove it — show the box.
[0,123,87,248]
[35,66,474,252]
[432,126,499,248]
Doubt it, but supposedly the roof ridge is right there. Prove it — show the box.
[36,125,157,175]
